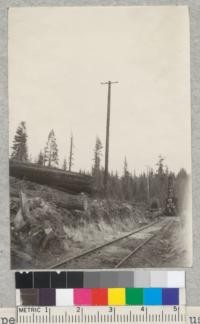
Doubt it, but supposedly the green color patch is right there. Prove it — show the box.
[126,288,143,305]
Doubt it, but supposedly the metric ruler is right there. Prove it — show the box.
[0,306,199,324]
[16,306,186,324]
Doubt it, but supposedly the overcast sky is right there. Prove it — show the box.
[9,6,191,175]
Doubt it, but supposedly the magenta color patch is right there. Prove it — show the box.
[74,289,92,306]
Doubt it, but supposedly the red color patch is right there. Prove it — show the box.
[91,288,108,305]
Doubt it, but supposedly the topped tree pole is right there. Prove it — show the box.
[101,80,118,197]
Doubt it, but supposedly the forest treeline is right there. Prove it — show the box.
[10,121,189,211]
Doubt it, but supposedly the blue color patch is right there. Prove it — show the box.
[144,288,162,305]
[162,288,179,305]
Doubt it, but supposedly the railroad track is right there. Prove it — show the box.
[51,217,173,269]
[115,219,173,268]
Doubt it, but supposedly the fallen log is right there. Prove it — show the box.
[10,187,88,212]
[56,194,88,211]
[10,160,94,194]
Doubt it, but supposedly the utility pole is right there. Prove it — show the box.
[101,80,118,197]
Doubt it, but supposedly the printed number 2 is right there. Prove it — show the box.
[189,317,200,324]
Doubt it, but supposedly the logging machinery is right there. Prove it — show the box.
[164,174,177,216]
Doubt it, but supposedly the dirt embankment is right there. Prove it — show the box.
[10,177,154,269]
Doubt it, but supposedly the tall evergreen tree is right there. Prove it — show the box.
[122,157,133,201]
[123,156,128,177]
[44,129,59,167]
[93,137,103,174]
[156,155,165,176]
[63,158,67,171]
[37,151,45,166]
[92,137,103,193]
[11,121,28,162]
[68,133,74,172]
[136,173,147,201]
[155,155,168,207]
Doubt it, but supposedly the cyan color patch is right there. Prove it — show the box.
[144,288,162,305]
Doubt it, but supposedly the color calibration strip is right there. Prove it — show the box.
[16,288,186,306]
[15,271,185,288]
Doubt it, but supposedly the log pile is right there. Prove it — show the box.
[10,173,90,268]
[10,160,94,194]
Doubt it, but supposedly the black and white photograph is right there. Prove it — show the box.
[9,6,192,269]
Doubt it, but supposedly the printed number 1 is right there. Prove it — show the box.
[189,316,200,324]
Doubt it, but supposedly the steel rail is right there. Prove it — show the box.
[114,219,173,268]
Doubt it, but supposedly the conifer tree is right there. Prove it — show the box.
[93,137,103,174]
[122,157,133,201]
[156,155,165,177]
[92,137,103,193]
[11,121,28,162]
[155,155,168,207]
[123,157,128,177]
[37,151,45,166]
[68,133,74,172]
[44,129,59,167]
[63,158,67,171]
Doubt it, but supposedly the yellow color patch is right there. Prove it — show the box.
[108,288,126,305]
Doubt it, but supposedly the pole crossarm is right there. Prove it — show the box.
[101,81,119,85]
